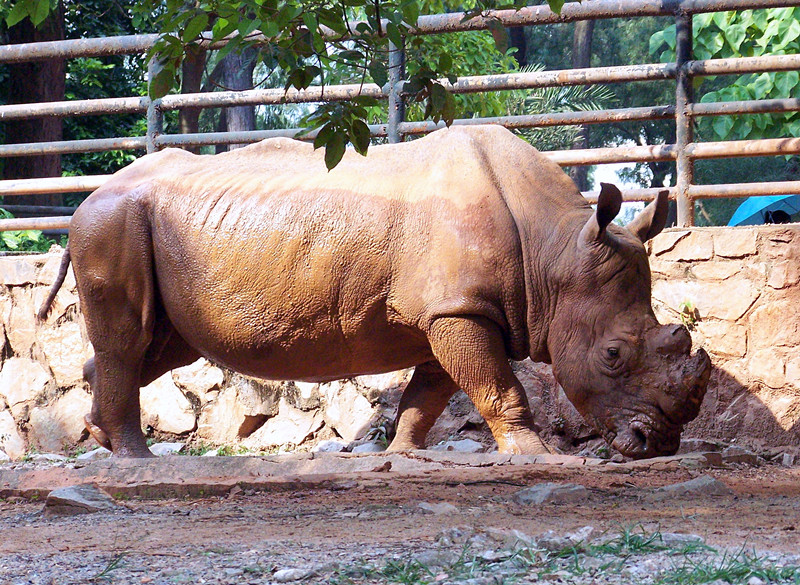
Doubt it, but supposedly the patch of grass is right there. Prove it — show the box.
[657,545,800,585]
[91,553,126,581]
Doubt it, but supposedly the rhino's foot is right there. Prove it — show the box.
[385,438,425,452]
[496,431,554,455]
[84,414,154,458]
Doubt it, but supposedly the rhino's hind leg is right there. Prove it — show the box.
[387,361,459,451]
[427,316,551,455]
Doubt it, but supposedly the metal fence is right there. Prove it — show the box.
[1,0,800,232]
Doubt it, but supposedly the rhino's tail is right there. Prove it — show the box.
[36,246,72,323]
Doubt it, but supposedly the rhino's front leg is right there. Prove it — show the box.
[388,361,460,451]
[428,316,551,455]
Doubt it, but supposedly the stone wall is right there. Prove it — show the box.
[0,226,798,460]
[649,225,800,449]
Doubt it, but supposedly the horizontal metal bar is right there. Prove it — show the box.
[446,63,676,95]
[412,0,800,35]
[690,97,800,117]
[687,137,800,159]
[0,34,159,64]
[0,96,148,121]
[159,83,386,111]
[581,186,671,204]
[687,53,800,76]
[398,106,676,135]
[0,175,110,197]
[154,123,391,148]
[688,180,800,198]
[0,216,72,231]
[0,205,77,215]
[0,136,147,158]
[546,144,677,166]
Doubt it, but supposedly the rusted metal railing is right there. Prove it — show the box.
[1,0,799,232]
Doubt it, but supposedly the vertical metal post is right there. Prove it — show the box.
[146,58,164,154]
[675,7,695,227]
[387,39,406,144]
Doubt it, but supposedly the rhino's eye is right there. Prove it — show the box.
[607,347,620,359]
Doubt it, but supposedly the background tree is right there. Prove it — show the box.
[1,0,65,207]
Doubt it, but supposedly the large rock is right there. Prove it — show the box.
[7,287,37,356]
[172,358,225,399]
[0,409,26,460]
[36,321,90,387]
[0,357,51,418]
[28,387,93,453]
[140,373,197,435]
[243,397,323,450]
[321,381,377,442]
[44,484,119,517]
[197,376,279,443]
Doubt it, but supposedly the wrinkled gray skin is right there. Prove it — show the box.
[38,125,710,459]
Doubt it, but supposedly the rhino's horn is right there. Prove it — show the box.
[580,182,622,246]
[628,189,670,243]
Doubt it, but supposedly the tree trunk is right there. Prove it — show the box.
[569,18,595,192]
[179,47,207,154]
[508,27,528,68]
[4,2,66,207]
[220,47,257,151]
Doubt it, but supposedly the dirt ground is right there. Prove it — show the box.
[1,458,799,584]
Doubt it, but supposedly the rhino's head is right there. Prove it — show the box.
[546,184,711,459]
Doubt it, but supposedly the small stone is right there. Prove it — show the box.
[536,526,594,552]
[652,474,734,499]
[29,453,69,463]
[313,440,348,453]
[418,502,458,515]
[44,484,119,517]
[512,482,588,505]
[781,453,796,467]
[430,438,484,453]
[201,448,220,457]
[678,438,723,454]
[748,577,766,585]
[273,568,313,582]
[412,550,459,568]
[0,450,9,463]
[351,442,385,454]
[76,447,111,461]
[149,442,185,456]
[660,533,704,547]
[721,445,759,466]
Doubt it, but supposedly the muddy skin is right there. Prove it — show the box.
[38,125,710,459]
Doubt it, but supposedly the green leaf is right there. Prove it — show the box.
[723,24,746,54]
[750,72,773,99]
[648,30,665,56]
[548,0,565,14]
[712,116,734,139]
[5,2,29,27]
[183,13,209,43]
[430,83,447,114]
[313,123,336,149]
[149,63,177,99]
[31,0,51,27]
[385,22,404,49]
[775,70,799,97]
[438,53,453,73]
[368,60,388,87]
[324,132,346,170]
[349,119,371,156]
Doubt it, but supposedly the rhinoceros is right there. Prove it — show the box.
[39,125,710,459]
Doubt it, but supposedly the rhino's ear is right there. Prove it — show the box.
[627,189,669,243]
[579,183,622,246]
